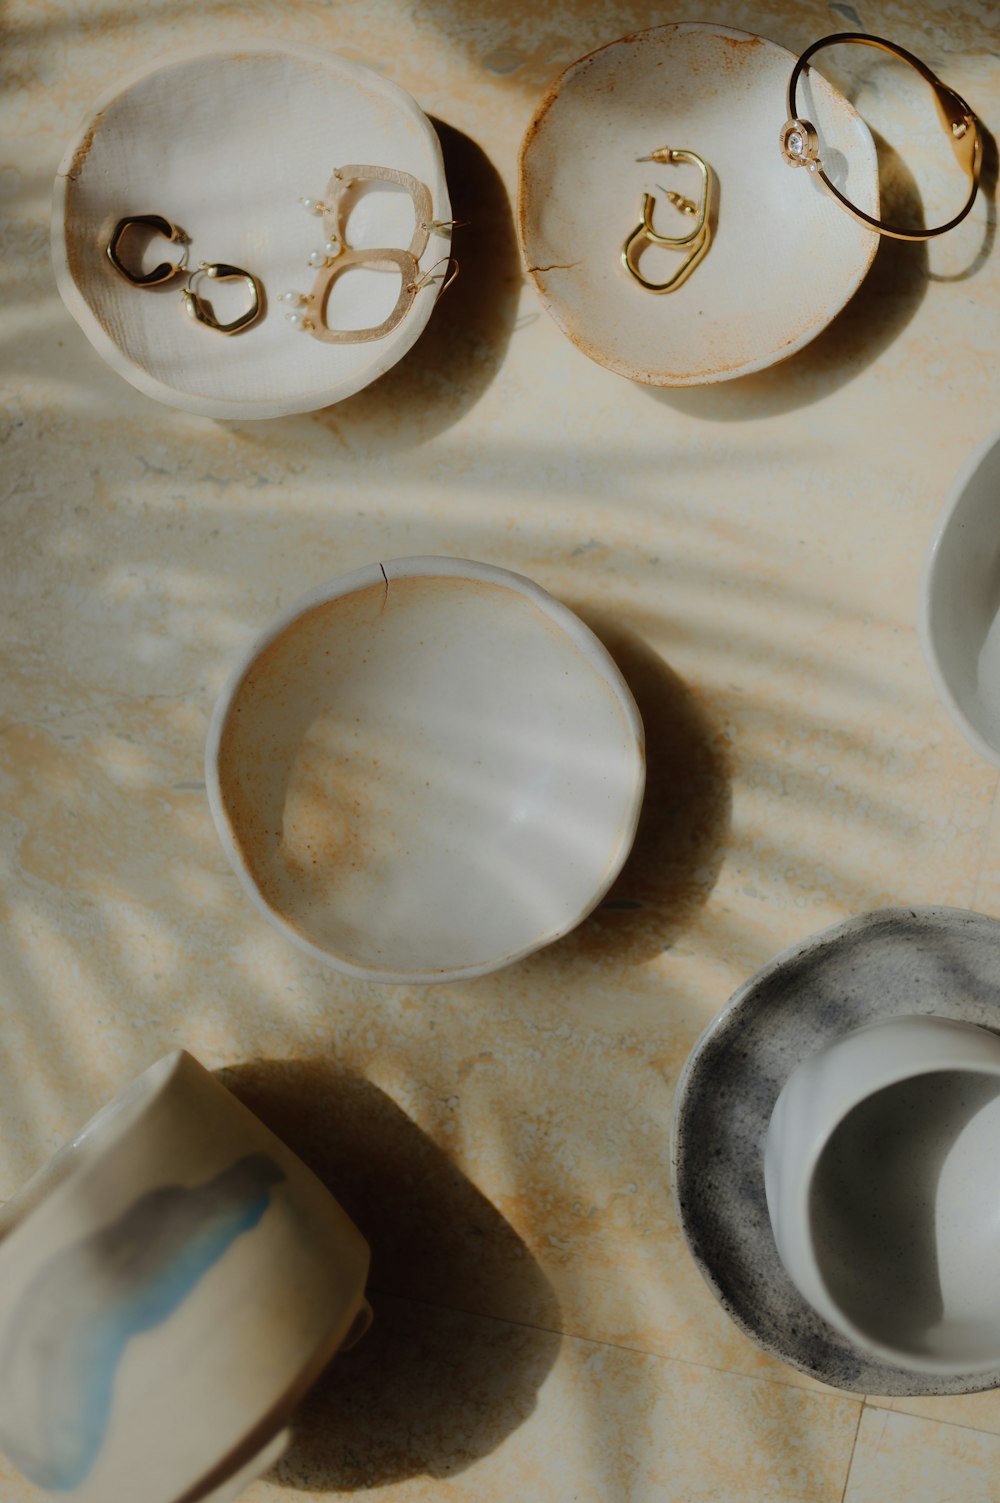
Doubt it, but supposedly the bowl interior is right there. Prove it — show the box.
[214,571,643,977]
[925,434,1000,759]
[811,1068,1000,1364]
[54,48,449,416]
[518,23,878,385]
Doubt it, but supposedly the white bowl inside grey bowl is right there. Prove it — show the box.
[765,1014,1000,1375]
[921,425,1000,767]
[205,557,645,983]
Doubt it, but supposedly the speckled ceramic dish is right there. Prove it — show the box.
[206,557,645,983]
[672,907,1000,1395]
[518,22,879,385]
[51,45,450,417]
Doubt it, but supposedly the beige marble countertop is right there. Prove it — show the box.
[2,0,1000,1498]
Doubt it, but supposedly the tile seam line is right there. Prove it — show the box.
[367,1284,861,1400]
[862,1398,1000,1441]
[838,1402,864,1503]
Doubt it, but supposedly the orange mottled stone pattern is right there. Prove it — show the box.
[1,0,1000,1497]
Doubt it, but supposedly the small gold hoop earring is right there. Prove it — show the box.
[622,147,714,293]
[106,214,189,286]
[180,261,263,335]
[634,148,711,247]
[621,221,713,293]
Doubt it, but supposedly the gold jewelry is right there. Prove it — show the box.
[285,164,445,342]
[180,262,263,335]
[621,148,713,293]
[780,31,982,241]
[106,214,189,286]
[281,251,456,343]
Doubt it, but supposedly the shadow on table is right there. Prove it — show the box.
[309,118,522,451]
[219,1058,561,1491]
[511,609,732,979]
[648,131,932,421]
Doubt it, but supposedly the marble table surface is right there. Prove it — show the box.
[2,0,999,1498]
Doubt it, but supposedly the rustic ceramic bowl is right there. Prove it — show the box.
[0,1051,372,1503]
[51,45,450,417]
[921,425,1000,767]
[766,1014,1000,1374]
[672,907,1000,1395]
[205,557,645,983]
[518,22,879,385]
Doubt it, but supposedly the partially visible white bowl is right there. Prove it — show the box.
[766,1013,1000,1375]
[205,557,645,983]
[921,426,1000,767]
[51,45,450,418]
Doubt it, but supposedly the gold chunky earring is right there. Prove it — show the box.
[621,147,714,293]
[180,261,263,335]
[106,214,189,286]
[284,164,452,343]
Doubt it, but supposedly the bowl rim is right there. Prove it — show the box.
[204,555,646,983]
[0,1051,187,1247]
[919,422,1000,769]
[50,41,450,419]
[516,20,880,387]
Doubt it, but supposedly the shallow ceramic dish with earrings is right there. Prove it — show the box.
[920,424,1000,767]
[51,45,451,417]
[518,21,880,385]
[205,556,645,983]
[0,1050,372,1503]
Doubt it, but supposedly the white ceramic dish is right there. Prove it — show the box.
[518,22,879,386]
[205,557,645,983]
[921,426,1000,767]
[51,46,450,417]
[0,1051,371,1503]
[766,1014,1000,1374]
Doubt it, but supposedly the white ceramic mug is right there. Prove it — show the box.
[0,1051,372,1503]
[765,1014,1000,1374]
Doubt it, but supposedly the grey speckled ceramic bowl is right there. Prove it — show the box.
[671,907,1000,1396]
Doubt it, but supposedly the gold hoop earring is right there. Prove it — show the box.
[180,262,263,335]
[634,148,710,246]
[106,214,189,286]
[621,147,714,293]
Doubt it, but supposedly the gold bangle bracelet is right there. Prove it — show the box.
[780,31,982,242]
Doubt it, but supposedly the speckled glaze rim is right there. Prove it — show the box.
[919,421,1000,770]
[671,906,1000,1396]
[50,43,450,419]
[205,556,646,985]
[516,21,879,387]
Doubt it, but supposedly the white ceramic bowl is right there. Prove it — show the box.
[0,1051,371,1503]
[51,45,450,417]
[206,557,645,982]
[518,22,879,386]
[921,426,1000,766]
[765,1014,1000,1374]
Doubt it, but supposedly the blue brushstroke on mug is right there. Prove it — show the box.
[0,1152,285,1491]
